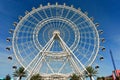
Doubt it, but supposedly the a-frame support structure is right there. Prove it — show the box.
[17,30,94,80]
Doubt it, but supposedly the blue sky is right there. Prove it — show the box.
[0,0,120,79]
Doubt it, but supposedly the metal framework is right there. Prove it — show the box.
[11,3,100,80]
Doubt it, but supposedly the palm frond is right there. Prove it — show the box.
[13,66,27,79]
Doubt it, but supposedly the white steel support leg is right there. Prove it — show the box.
[68,57,84,80]
[20,32,95,80]
[43,58,54,73]
[58,58,68,73]
[58,36,82,73]
[20,35,55,80]
[24,35,55,72]
[26,37,55,80]
[58,36,84,80]
[33,40,55,74]
[58,35,95,80]
[33,40,55,73]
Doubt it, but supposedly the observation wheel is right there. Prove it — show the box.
[10,3,103,80]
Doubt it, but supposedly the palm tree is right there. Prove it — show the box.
[70,74,80,80]
[13,67,27,80]
[5,74,11,80]
[30,74,42,80]
[85,66,98,80]
[97,77,103,80]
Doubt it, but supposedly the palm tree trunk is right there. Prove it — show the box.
[19,76,22,80]
[90,76,92,80]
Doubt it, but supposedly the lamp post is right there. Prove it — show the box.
[109,49,117,80]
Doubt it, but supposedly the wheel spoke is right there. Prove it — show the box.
[12,4,99,80]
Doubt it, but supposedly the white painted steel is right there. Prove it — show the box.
[12,3,99,80]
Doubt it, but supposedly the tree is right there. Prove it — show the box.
[116,76,120,80]
[97,77,104,80]
[70,74,80,80]
[13,67,27,80]
[30,74,42,80]
[5,74,11,80]
[85,66,98,80]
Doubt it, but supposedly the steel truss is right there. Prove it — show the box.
[15,31,94,80]
[12,3,100,80]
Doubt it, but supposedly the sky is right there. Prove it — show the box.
[0,0,120,79]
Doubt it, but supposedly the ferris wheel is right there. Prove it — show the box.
[6,2,105,80]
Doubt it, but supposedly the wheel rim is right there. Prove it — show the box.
[12,4,100,74]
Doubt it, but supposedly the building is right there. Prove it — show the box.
[97,70,120,80]
[105,70,120,80]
